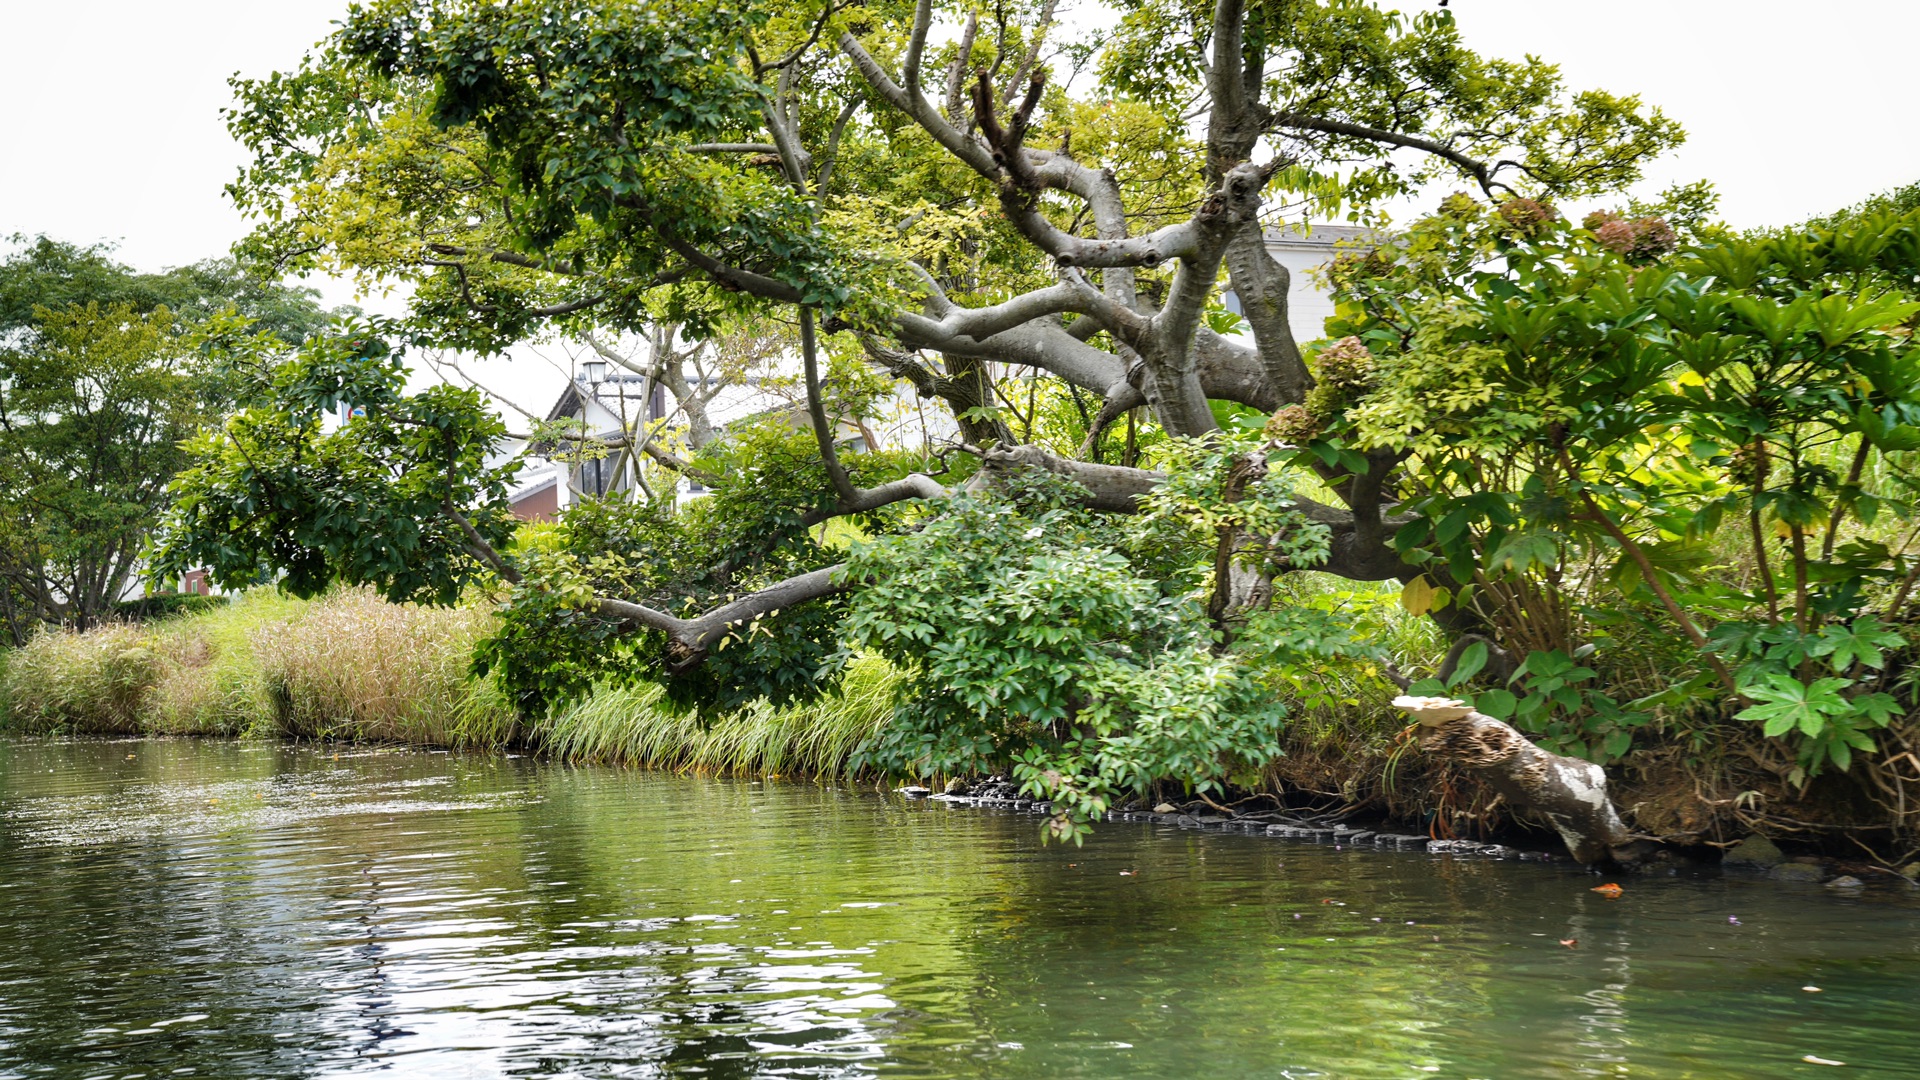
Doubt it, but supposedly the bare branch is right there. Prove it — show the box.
[1003,0,1061,110]
[800,306,861,506]
[441,499,521,584]
[814,98,861,195]
[592,566,849,664]
[648,220,807,303]
[755,2,846,76]
[902,0,934,94]
[1268,112,1513,195]
[839,28,998,175]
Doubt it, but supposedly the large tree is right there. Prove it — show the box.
[0,239,331,638]
[174,0,1901,860]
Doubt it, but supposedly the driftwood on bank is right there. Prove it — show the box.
[1394,696,1634,866]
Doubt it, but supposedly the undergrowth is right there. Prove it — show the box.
[539,654,902,774]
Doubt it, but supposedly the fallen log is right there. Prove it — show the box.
[1393,696,1634,866]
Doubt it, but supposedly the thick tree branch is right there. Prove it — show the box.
[1223,221,1312,404]
[1204,0,1263,182]
[593,566,851,665]
[839,28,999,176]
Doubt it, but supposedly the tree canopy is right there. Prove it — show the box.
[0,239,332,640]
[155,0,1920,853]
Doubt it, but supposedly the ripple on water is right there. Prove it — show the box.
[0,736,1917,1079]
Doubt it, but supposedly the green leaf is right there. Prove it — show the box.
[1447,641,1489,687]
[1474,688,1518,719]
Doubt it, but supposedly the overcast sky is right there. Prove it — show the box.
[4,1,1916,409]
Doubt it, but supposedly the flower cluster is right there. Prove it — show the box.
[1315,335,1378,390]
[1583,211,1678,263]
[1325,247,1395,291]
[1299,335,1381,433]
[1496,197,1560,237]
[1263,403,1319,444]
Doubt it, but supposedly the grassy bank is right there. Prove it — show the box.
[0,581,1428,784]
[7,585,1919,857]
[0,588,910,778]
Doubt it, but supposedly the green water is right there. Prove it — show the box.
[0,738,1916,1078]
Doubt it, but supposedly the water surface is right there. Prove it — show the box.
[1,737,1916,1078]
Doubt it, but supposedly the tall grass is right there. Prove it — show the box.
[148,591,311,734]
[0,589,516,745]
[1,623,157,734]
[251,588,513,745]
[0,589,899,778]
[542,654,903,774]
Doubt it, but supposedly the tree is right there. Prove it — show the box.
[162,0,1724,858]
[0,239,330,639]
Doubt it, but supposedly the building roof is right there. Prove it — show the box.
[1263,223,1377,251]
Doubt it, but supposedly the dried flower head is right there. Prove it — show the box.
[1496,197,1560,237]
[1314,336,1377,391]
[1264,403,1319,444]
[1593,219,1637,253]
[1593,214,1678,263]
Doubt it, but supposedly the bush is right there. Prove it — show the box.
[111,594,227,623]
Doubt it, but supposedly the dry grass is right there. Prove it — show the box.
[0,589,516,745]
[251,588,514,745]
[0,624,157,734]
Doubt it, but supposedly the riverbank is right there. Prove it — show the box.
[5,587,1918,867]
[0,588,899,775]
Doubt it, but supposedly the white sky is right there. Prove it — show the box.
[3,0,1916,413]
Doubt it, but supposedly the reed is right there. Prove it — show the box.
[251,587,515,745]
[148,591,310,735]
[0,623,157,734]
[542,654,903,774]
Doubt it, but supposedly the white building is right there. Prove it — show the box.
[1238,223,1375,344]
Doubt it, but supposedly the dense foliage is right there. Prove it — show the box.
[149,0,1920,847]
[0,239,329,640]
[1314,201,1920,783]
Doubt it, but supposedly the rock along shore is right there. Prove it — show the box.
[900,778,1555,861]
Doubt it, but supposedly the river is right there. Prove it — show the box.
[1,737,1916,1078]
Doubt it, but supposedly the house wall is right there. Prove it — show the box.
[510,480,560,522]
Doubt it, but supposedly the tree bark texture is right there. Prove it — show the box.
[1396,697,1634,865]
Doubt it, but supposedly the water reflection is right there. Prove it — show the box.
[1,737,1917,1078]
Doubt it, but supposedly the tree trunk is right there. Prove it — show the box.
[1395,697,1634,866]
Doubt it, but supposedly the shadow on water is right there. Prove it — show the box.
[1,736,1916,1078]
